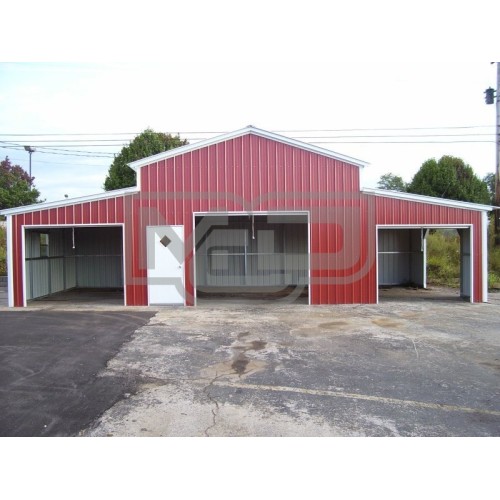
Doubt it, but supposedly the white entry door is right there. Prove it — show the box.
[147,225,185,305]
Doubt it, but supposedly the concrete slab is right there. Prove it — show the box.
[82,290,500,437]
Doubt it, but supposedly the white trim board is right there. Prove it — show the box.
[363,187,493,212]
[0,187,138,216]
[128,126,370,171]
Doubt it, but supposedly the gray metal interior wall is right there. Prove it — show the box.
[458,228,471,297]
[25,226,123,300]
[378,229,424,286]
[196,216,308,288]
[25,229,66,299]
[74,227,123,288]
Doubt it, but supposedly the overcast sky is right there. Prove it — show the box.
[1,61,496,203]
[1,2,498,205]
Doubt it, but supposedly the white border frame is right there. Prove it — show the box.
[21,223,126,307]
[376,224,475,304]
[192,210,311,306]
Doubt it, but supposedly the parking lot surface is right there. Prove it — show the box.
[1,288,499,437]
[0,309,155,436]
[84,291,500,437]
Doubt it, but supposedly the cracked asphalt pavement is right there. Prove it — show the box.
[78,291,500,437]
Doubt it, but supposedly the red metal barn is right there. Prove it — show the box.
[1,126,492,307]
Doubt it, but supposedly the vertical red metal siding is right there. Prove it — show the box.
[9,133,486,307]
[134,134,366,306]
[10,194,136,306]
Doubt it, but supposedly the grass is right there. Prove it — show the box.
[426,230,460,287]
[426,221,500,290]
[487,222,500,289]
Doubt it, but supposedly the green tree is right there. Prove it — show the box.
[483,172,495,205]
[407,155,490,205]
[0,156,42,210]
[377,173,407,192]
[104,129,188,190]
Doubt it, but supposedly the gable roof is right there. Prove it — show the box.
[362,187,493,212]
[128,125,370,170]
[0,186,138,216]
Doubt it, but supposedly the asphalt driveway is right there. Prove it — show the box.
[1,289,499,437]
[0,309,155,436]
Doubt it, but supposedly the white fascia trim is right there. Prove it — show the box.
[194,210,310,216]
[23,223,124,228]
[6,215,14,307]
[128,126,370,171]
[0,187,139,216]
[376,224,472,229]
[363,187,493,212]
[482,211,488,303]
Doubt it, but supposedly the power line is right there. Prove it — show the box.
[1,127,496,162]
[0,144,114,158]
[292,133,495,139]
[310,140,495,144]
[0,139,131,143]
[0,125,495,137]
[6,155,109,167]
[1,132,495,147]
[275,125,495,133]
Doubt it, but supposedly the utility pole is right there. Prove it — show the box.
[23,146,36,189]
[496,62,500,245]
[485,62,500,245]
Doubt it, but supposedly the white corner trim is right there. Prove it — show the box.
[128,126,370,171]
[21,226,26,307]
[6,215,14,307]
[470,224,474,304]
[482,211,488,303]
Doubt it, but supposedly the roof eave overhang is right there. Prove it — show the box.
[0,186,139,216]
[128,126,370,171]
[362,187,494,212]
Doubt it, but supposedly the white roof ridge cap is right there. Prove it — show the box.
[128,126,369,170]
